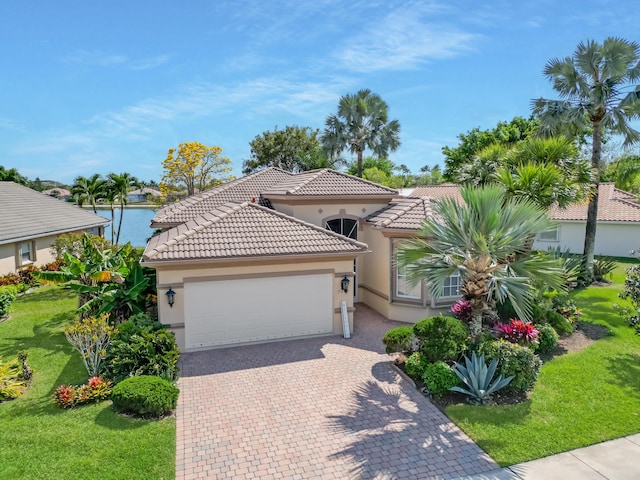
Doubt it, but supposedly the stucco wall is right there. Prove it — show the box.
[152,257,357,350]
[0,234,60,275]
[532,222,640,257]
[270,202,390,229]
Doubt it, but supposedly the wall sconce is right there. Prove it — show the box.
[341,276,351,293]
[165,287,176,308]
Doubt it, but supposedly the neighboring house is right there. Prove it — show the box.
[143,168,460,351]
[127,187,161,203]
[412,183,640,257]
[0,182,109,274]
[42,188,72,201]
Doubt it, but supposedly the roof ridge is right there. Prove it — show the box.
[285,169,325,194]
[378,197,424,227]
[328,169,398,193]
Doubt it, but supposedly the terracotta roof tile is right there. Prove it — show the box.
[143,202,369,262]
[262,169,398,197]
[151,167,294,227]
[366,197,434,230]
[550,183,640,222]
[410,184,465,203]
[0,182,109,244]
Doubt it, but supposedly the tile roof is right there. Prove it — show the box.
[143,202,369,262]
[0,182,109,244]
[410,184,465,203]
[151,167,294,227]
[366,197,434,230]
[550,183,640,222]
[262,169,398,197]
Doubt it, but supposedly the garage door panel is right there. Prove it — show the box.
[185,274,333,349]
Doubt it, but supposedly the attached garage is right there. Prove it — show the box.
[184,273,333,349]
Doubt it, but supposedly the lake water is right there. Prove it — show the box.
[95,208,157,247]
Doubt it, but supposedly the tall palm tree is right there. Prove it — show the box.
[321,89,400,178]
[532,37,640,285]
[398,186,566,342]
[106,172,140,245]
[71,174,106,214]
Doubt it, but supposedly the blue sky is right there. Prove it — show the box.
[1,1,637,184]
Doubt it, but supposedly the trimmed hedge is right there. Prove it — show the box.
[413,316,467,363]
[111,375,178,418]
[478,340,542,392]
[382,326,413,354]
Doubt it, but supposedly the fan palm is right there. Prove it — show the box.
[71,174,106,214]
[321,89,400,177]
[398,186,567,341]
[532,37,640,284]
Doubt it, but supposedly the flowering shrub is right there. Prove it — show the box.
[53,376,112,408]
[451,300,473,323]
[493,319,539,347]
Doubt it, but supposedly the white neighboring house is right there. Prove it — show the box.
[128,187,161,203]
[413,182,640,258]
[0,182,109,274]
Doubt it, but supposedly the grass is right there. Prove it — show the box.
[445,260,640,466]
[0,286,175,480]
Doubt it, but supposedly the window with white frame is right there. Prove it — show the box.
[19,241,34,265]
[537,226,559,242]
[441,270,461,298]
[393,242,422,302]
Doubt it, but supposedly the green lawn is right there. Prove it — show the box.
[446,261,640,466]
[0,286,175,480]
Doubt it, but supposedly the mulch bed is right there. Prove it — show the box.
[395,321,610,409]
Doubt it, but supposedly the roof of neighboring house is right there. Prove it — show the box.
[550,183,640,222]
[151,167,294,228]
[366,197,434,230]
[0,182,109,244]
[42,188,71,197]
[261,169,398,198]
[409,183,465,202]
[142,201,369,262]
[129,187,161,196]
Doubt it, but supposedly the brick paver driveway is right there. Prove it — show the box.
[176,305,498,479]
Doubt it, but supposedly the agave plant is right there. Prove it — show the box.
[450,352,513,405]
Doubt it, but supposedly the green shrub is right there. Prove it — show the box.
[423,361,460,396]
[404,352,427,379]
[496,298,518,322]
[537,324,559,354]
[0,286,17,317]
[64,314,114,377]
[413,316,467,363]
[104,315,179,383]
[478,340,542,392]
[382,326,413,354]
[547,310,574,336]
[111,375,179,418]
[0,355,29,400]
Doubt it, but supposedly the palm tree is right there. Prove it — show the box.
[71,174,106,214]
[532,37,640,285]
[106,172,140,245]
[321,89,400,178]
[398,186,566,342]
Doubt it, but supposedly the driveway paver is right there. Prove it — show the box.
[176,304,498,479]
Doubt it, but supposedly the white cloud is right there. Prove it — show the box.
[62,50,170,70]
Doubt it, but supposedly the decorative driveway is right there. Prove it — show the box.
[176,305,498,479]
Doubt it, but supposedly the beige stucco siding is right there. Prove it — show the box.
[269,202,390,229]
[532,222,640,257]
[152,257,357,351]
[0,234,62,274]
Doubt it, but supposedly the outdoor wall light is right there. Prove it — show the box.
[165,287,176,308]
[341,276,351,293]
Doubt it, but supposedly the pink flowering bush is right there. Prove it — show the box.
[451,300,473,323]
[493,319,539,347]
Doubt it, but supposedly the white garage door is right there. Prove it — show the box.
[184,273,333,349]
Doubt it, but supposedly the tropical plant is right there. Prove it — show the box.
[450,352,513,405]
[321,89,400,177]
[106,172,140,245]
[493,319,539,347]
[592,256,617,282]
[532,37,640,285]
[0,355,30,400]
[92,263,152,323]
[0,287,16,318]
[423,361,460,397]
[451,299,473,323]
[53,376,112,408]
[64,314,114,377]
[71,174,106,213]
[413,316,468,363]
[619,264,640,333]
[382,326,414,354]
[398,186,567,342]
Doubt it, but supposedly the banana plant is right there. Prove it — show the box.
[450,352,513,405]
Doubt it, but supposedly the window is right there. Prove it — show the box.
[441,271,461,298]
[392,241,423,303]
[18,241,34,266]
[537,226,559,242]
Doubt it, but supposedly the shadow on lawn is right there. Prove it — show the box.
[326,362,498,479]
[0,312,73,358]
[604,352,640,402]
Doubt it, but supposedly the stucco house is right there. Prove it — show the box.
[143,168,466,351]
[128,187,161,203]
[0,182,109,274]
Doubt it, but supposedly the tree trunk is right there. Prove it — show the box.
[579,120,602,286]
[469,310,483,343]
[116,200,124,245]
[357,149,363,178]
[110,206,115,244]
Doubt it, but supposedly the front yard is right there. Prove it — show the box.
[0,286,175,480]
[445,261,640,466]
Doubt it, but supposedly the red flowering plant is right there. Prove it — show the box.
[451,300,473,323]
[493,319,539,347]
[53,376,112,409]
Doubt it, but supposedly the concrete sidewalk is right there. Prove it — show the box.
[457,434,640,480]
